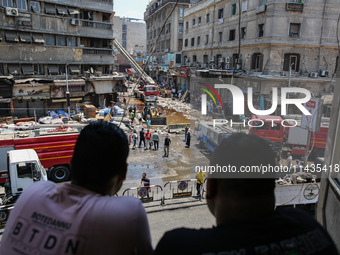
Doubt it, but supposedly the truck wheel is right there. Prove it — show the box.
[49,166,70,183]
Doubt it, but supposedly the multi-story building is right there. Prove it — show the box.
[182,0,338,115]
[145,0,195,82]
[0,0,125,117]
[113,16,146,72]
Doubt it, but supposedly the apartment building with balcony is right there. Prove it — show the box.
[0,0,124,117]
[182,0,338,115]
[145,0,196,82]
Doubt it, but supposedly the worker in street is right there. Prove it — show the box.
[153,130,159,150]
[139,127,146,148]
[163,134,171,157]
[132,130,138,150]
[146,118,151,130]
[184,125,189,142]
[286,152,293,169]
[145,129,152,150]
[137,173,151,198]
[131,110,135,122]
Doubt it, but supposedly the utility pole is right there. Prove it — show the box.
[65,64,71,119]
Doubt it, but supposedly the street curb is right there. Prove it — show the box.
[146,201,207,214]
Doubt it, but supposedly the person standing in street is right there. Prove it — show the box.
[146,118,151,130]
[286,152,293,169]
[184,125,188,142]
[132,130,138,150]
[145,129,152,150]
[0,121,153,255]
[153,130,159,150]
[139,128,146,148]
[186,129,191,148]
[196,170,206,196]
[164,134,171,157]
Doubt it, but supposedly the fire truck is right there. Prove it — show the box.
[0,127,81,183]
[249,115,328,158]
[134,84,160,102]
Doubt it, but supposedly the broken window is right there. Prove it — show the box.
[289,23,301,37]
[283,53,300,72]
[251,53,263,71]
[19,33,32,43]
[45,4,56,15]
[30,1,40,12]
[258,24,264,37]
[229,29,235,41]
[67,36,77,46]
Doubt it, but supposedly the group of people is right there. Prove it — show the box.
[0,122,337,255]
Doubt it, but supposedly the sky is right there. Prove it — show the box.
[114,0,150,20]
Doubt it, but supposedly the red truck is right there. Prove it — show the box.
[249,115,328,158]
[134,84,160,101]
[0,130,79,183]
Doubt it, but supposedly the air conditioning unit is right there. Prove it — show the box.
[71,19,79,25]
[6,7,19,16]
[310,72,318,78]
[320,70,329,77]
[218,57,225,63]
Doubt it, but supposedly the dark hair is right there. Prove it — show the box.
[71,121,129,186]
[210,133,276,197]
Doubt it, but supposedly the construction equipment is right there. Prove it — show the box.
[143,99,167,126]
[113,39,155,85]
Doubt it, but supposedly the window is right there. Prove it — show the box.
[30,1,40,12]
[184,39,188,47]
[17,163,35,179]
[232,53,239,68]
[2,0,14,7]
[45,4,56,15]
[232,3,237,15]
[17,0,27,10]
[57,6,68,16]
[178,39,183,51]
[56,35,66,46]
[259,0,266,6]
[205,34,209,44]
[68,36,77,46]
[192,19,195,26]
[179,7,184,18]
[32,34,44,44]
[198,17,201,24]
[241,27,246,39]
[191,37,195,46]
[218,9,224,19]
[258,24,264,37]
[229,29,235,41]
[203,55,208,64]
[251,53,263,71]
[242,0,248,12]
[197,36,200,45]
[289,23,301,37]
[283,53,300,72]
[19,33,31,43]
[5,31,19,42]
[179,23,183,33]
[219,32,223,42]
[193,55,197,63]
[206,13,210,23]
[186,22,189,30]
[45,34,55,45]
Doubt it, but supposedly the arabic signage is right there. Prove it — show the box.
[13,85,50,99]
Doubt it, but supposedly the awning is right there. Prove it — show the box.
[69,65,80,74]
[32,34,45,44]
[54,79,85,86]
[8,65,20,75]
[45,5,56,15]
[0,98,11,103]
[57,6,67,15]
[48,65,59,75]
[5,32,19,42]
[68,8,79,15]
[21,65,34,75]
[19,33,32,43]
[52,98,82,103]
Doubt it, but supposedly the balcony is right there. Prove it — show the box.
[82,48,113,55]
[286,1,304,12]
[81,20,112,30]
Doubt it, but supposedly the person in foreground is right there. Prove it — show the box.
[0,121,153,255]
[154,133,338,255]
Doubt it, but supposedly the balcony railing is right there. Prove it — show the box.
[81,20,112,30]
[82,48,113,55]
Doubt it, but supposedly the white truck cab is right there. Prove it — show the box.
[6,149,47,199]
